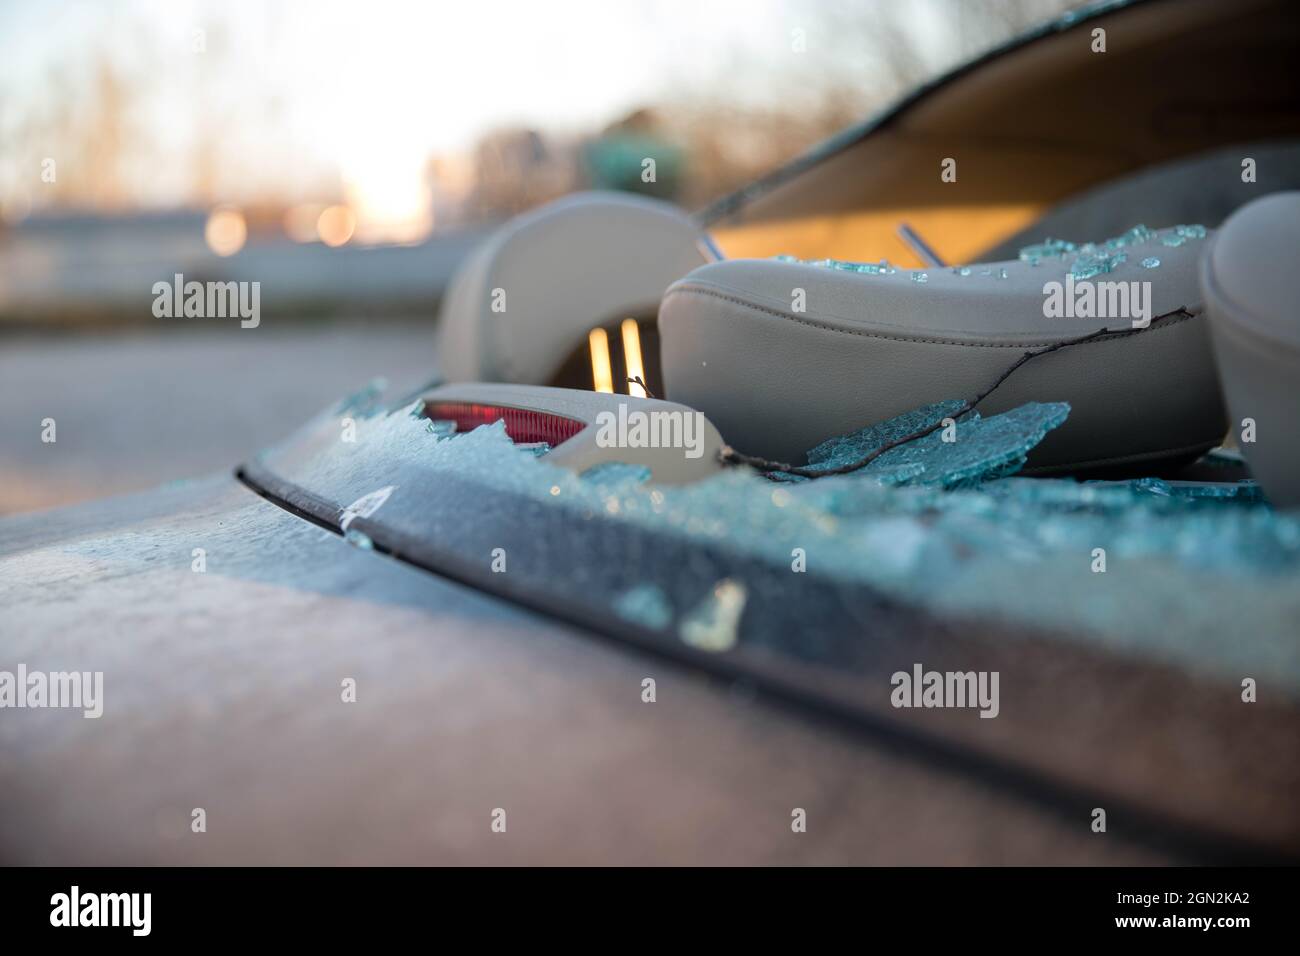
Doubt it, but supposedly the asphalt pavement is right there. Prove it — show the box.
[0,322,438,515]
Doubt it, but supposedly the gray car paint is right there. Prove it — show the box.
[0,476,1159,864]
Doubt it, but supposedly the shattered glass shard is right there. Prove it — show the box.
[334,377,389,418]
[1018,238,1077,265]
[580,462,653,486]
[614,583,674,630]
[1020,224,1204,270]
[805,400,966,466]
[514,441,552,458]
[774,400,1070,489]
[340,485,396,530]
[779,255,897,275]
[283,389,1300,680]
[679,579,746,652]
[1103,477,1264,501]
[1103,224,1157,249]
[343,528,375,550]
[426,418,459,439]
[1069,249,1126,279]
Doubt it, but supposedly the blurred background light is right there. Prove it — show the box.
[284,203,326,243]
[588,327,613,394]
[204,206,246,256]
[316,204,356,247]
[621,318,645,396]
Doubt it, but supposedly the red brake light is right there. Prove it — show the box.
[424,401,585,447]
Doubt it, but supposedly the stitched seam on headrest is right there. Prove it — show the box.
[663,284,1198,349]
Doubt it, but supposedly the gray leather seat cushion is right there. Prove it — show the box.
[659,227,1227,473]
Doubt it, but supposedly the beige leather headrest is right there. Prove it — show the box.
[436,191,710,384]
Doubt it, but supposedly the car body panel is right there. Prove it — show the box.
[1,477,1160,865]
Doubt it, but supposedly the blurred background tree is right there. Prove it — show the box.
[0,0,1077,235]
